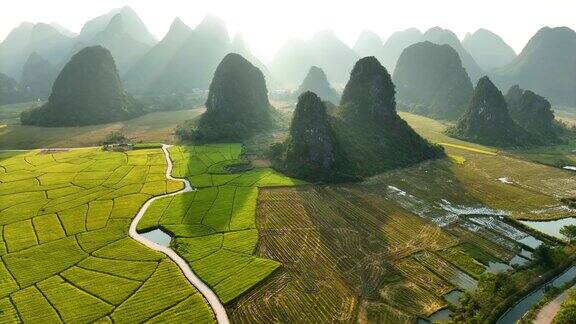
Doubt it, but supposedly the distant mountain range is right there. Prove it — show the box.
[380,28,423,73]
[124,15,270,95]
[353,30,384,60]
[0,22,74,80]
[270,30,359,87]
[394,41,473,120]
[1,10,575,107]
[462,29,516,70]
[490,26,576,107]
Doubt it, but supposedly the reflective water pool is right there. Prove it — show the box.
[140,228,172,247]
[520,218,576,240]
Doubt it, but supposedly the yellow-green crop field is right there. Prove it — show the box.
[227,113,576,323]
[0,110,574,323]
[400,112,576,220]
[138,144,305,304]
[228,186,494,323]
[0,147,214,323]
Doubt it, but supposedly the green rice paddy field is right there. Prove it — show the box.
[0,147,214,322]
[0,111,575,323]
[137,144,305,304]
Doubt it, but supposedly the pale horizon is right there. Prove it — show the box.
[2,0,576,62]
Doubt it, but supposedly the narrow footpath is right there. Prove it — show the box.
[534,287,573,324]
[129,144,230,324]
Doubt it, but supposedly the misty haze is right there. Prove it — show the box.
[1,1,576,323]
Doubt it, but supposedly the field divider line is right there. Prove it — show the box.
[128,144,229,324]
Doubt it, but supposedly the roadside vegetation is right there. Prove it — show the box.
[555,287,576,323]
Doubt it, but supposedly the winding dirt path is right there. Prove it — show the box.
[129,144,230,324]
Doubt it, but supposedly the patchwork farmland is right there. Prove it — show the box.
[0,114,573,323]
[0,147,214,322]
[138,144,304,304]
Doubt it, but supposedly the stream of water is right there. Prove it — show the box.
[497,266,576,324]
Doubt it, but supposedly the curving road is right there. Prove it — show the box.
[129,144,230,324]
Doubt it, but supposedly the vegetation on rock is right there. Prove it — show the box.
[505,85,563,144]
[447,76,536,147]
[194,53,275,141]
[20,46,143,126]
[274,91,348,182]
[394,41,473,120]
[296,66,339,103]
[421,27,484,81]
[334,56,444,176]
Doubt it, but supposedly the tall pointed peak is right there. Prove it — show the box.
[120,5,136,15]
[198,14,226,29]
[167,17,191,36]
[341,56,397,120]
[194,14,229,42]
[104,14,124,34]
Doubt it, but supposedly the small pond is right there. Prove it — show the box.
[519,249,533,260]
[509,255,530,267]
[518,236,543,249]
[519,218,576,240]
[486,261,512,273]
[417,308,452,323]
[140,228,172,247]
[444,290,463,307]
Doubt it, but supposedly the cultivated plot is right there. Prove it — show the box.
[0,147,214,323]
[229,185,523,323]
[137,144,305,304]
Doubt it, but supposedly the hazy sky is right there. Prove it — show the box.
[2,0,575,62]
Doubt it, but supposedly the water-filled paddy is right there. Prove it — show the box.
[520,218,576,240]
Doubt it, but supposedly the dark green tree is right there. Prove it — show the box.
[560,225,576,243]
[533,245,553,268]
